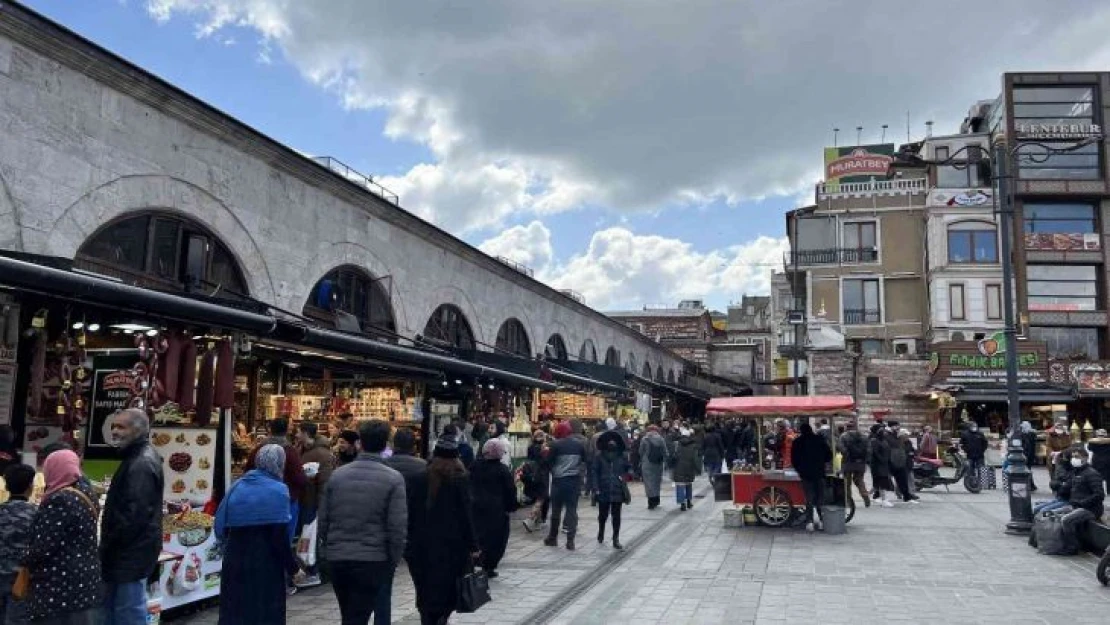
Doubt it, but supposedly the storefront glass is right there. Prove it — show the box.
[1029,326,1101,360]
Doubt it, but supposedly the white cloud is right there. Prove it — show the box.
[147,1,1110,234]
[478,221,786,310]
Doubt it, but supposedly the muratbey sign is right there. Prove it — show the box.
[928,337,1048,385]
[823,143,895,185]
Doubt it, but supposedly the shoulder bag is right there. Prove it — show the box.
[456,558,491,613]
[12,486,97,600]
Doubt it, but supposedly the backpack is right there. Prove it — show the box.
[520,460,537,484]
[842,433,867,462]
[648,440,665,464]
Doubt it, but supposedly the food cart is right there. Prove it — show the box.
[708,395,856,528]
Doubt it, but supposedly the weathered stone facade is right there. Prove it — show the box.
[809,350,934,429]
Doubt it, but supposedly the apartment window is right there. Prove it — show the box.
[949,284,966,320]
[842,221,878,262]
[864,376,881,395]
[1027,265,1100,311]
[1029,326,1101,360]
[937,160,985,188]
[859,339,883,354]
[1023,203,1098,251]
[843,279,880,324]
[986,284,1002,320]
[935,146,951,161]
[948,223,998,263]
[1013,86,1101,180]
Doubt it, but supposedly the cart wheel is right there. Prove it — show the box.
[753,487,793,527]
[1097,548,1110,586]
[845,498,856,524]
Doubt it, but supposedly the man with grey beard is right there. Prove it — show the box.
[100,408,164,625]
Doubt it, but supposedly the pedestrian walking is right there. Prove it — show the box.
[639,425,668,510]
[672,428,699,511]
[868,425,895,508]
[335,429,360,466]
[585,420,608,506]
[470,439,518,577]
[722,421,738,470]
[23,450,101,625]
[411,434,479,625]
[0,463,36,625]
[442,424,475,468]
[245,417,307,544]
[836,420,871,508]
[384,428,429,616]
[215,444,299,625]
[793,423,832,532]
[99,409,164,625]
[594,432,630,549]
[960,422,988,488]
[543,421,587,550]
[701,424,725,477]
[888,428,916,503]
[521,430,551,532]
[297,422,337,528]
[918,425,938,460]
[319,420,407,625]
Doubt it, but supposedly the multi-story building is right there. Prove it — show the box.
[607,301,715,374]
[766,271,808,393]
[726,295,772,381]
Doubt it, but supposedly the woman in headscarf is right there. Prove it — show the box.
[22,450,100,624]
[215,444,299,625]
[469,438,518,578]
[593,431,631,549]
[410,434,479,625]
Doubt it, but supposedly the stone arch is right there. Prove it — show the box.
[668,369,676,384]
[417,285,487,347]
[423,303,477,351]
[45,174,276,303]
[0,169,22,251]
[545,333,569,361]
[642,361,653,379]
[297,241,407,336]
[495,318,532,358]
[604,346,621,367]
[579,338,598,363]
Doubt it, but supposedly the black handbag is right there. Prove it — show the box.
[456,562,491,613]
[621,478,632,505]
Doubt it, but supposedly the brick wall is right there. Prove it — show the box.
[809,350,936,430]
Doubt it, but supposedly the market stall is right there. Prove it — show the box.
[707,395,856,528]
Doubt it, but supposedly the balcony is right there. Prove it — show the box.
[785,247,878,266]
[843,309,881,325]
[816,177,927,199]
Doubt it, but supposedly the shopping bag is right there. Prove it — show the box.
[296,519,318,567]
[456,564,491,613]
[1034,511,1076,556]
[979,465,997,490]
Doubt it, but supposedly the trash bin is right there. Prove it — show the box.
[820,505,847,535]
[723,507,744,528]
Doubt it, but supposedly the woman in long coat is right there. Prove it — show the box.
[23,450,101,625]
[868,425,895,508]
[594,432,631,549]
[470,439,518,577]
[215,444,299,625]
[412,435,479,625]
[638,426,668,510]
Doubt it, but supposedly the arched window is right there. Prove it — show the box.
[545,334,568,361]
[423,304,475,351]
[579,339,598,363]
[626,353,638,374]
[947,220,998,264]
[76,213,248,297]
[656,365,665,382]
[305,266,395,339]
[643,362,653,379]
[495,318,532,358]
[667,369,676,384]
[605,347,620,367]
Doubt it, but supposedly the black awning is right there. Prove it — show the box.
[549,367,630,395]
[0,255,276,335]
[954,386,1077,404]
[274,321,558,391]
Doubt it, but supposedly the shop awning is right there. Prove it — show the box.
[626,373,712,401]
[953,385,1077,404]
[274,321,558,391]
[549,367,630,395]
[706,395,856,415]
[0,255,277,335]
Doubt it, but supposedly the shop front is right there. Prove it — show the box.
[1049,360,1110,434]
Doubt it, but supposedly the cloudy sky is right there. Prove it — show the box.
[26,1,1110,310]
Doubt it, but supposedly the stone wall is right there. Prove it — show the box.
[809,350,935,430]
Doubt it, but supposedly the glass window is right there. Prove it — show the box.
[986,284,1002,320]
[1012,86,1100,180]
[1016,140,1101,180]
[948,228,998,263]
[936,164,984,188]
[949,284,966,320]
[935,146,950,161]
[843,279,880,324]
[1013,86,1094,104]
[843,222,877,249]
[1024,203,1096,234]
[424,304,475,351]
[1029,326,1100,360]
[81,215,150,272]
[496,319,532,358]
[865,376,880,395]
[1027,265,1100,311]
[150,218,180,280]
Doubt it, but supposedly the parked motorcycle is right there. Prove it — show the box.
[913,441,981,494]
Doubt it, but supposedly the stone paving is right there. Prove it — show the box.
[168,468,1110,624]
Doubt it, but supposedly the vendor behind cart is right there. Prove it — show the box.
[793,423,832,532]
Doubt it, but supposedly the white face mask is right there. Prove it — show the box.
[1071,458,1084,468]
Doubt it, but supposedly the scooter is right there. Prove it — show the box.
[913,441,980,493]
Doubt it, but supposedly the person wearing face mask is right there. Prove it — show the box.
[1035,447,1077,515]
[1019,421,1039,492]
[1058,448,1105,549]
[959,421,989,487]
[1047,419,1073,479]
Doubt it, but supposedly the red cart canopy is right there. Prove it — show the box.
[706,395,856,415]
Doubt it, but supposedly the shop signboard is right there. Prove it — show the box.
[823,143,895,191]
[1023,232,1100,252]
[1049,360,1110,392]
[1015,123,1102,141]
[928,335,1048,385]
[88,368,139,448]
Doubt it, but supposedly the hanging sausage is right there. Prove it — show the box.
[213,339,236,409]
[159,332,183,404]
[178,338,198,412]
[195,346,216,426]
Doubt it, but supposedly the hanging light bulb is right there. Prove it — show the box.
[87,323,100,332]
[72,321,84,330]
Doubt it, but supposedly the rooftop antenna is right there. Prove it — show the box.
[833,127,840,147]
[925,120,934,138]
[856,126,863,144]
[881,124,889,143]
[906,112,911,142]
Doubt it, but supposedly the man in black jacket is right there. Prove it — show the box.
[960,422,989,478]
[384,429,428,623]
[101,408,164,625]
[793,423,832,532]
[1060,448,1106,548]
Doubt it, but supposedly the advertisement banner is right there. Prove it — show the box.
[928,335,1048,385]
[1023,232,1100,252]
[823,143,895,190]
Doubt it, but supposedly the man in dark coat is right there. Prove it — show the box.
[1019,421,1039,491]
[793,423,832,531]
[868,425,894,508]
[101,408,164,624]
[701,425,726,476]
[384,429,429,616]
[671,429,700,511]
[837,420,871,508]
[1059,448,1106,550]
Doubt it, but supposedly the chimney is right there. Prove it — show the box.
[925,120,934,138]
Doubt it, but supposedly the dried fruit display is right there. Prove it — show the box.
[169,452,193,472]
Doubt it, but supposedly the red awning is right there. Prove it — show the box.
[705,395,856,415]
